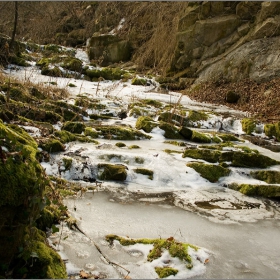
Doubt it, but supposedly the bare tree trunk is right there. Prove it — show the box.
[10,1,18,51]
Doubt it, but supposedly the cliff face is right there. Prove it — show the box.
[171,1,280,83]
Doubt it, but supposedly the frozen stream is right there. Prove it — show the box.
[52,191,280,279]
[5,49,280,279]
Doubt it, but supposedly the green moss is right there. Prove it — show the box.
[129,145,140,149]
[241,118,256,135]
[164,140,186,146]
[116,142,126,147]
[187,162,230,182]
[74,97,106,109]
[218,133,239,142]
[62,157,72,171]
[135,156,144,164]
[230,151,278,168]
[131,77,147,86]
[225,91,240,103]
[41,66,63,77]
[105,235,196,268]
[84,127,98,138]
[188,110,208,122]
[39,138,65,153]
[179,127,193,140]
[68,83,77,87]
[62,58,83,72]
[183,148,221,163]
[164,149,183,154]
[86,67,126,80]
[95,125,151,140]
[143,99,162,108]
[228,183,280,198]
[264,122,280,141]
[62,121,85,134]
[158,112,187,126]
[97,164,127,181]
[135,116,157,133]
[191,130,211,143]
[155,267,178,278]
[54,130,76,143]
[251,170,280,184]
[133,168,153,180]
[44,44,62,53]
[159,122,184,139]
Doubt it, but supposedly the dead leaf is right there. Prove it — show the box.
[124,274,131,279]
[167,237,174,241]
[80,270,90,279]
[204,258,209,264]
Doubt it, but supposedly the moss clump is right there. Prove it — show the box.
[133,168,153,180]
[84,127,98,138]
[155,267,178,278]
[41,66,63,77]
[0,121,52,267]
[135,116,157,133]
[218,133,239,142]
[225,91,240,103]
[62,57,83,72]
[227,151,278,168]
[264,122,280,141]
[143,99,162,108]
[131,77,147,86]
[164,140,186,146]
[159,122,184,139]
[115,142,126,147]
[179,127,193,140]
[62,157,72,171]
[191,130,211,143]
[95,125,151,140]
[188,110,208,122]
[62,121,85,134]
[228,183,280,198]
[74,97,106,109]
[129,145,140,149]
[187,162,230,182]
[183,149,221,163]
[158,112,187,126]
[241,118,256,135]
[98,164,127,181]
[105,235,196,269]
[135,157,144,164]
[85,67,126,80]
[164,149,183,154]
[251,170,280,184]
[39,138,65,153]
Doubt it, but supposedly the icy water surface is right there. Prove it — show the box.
[56,192,280,279]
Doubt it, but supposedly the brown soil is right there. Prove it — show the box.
[183,78,280,123]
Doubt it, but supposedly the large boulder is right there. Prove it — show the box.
[87,34,132,66]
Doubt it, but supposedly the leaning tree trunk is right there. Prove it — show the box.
[10,1,18,51]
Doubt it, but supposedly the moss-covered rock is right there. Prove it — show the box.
[158,112,188,126]
[84,127,99,138]
[188,110,208,122]
[179,127,193,139]
[62,57,83,72]
[62,121,85,134]
[264,122,280,141]
[41,66,63,77]
[191,130,211,143]
[135,116,157,133]
[85,67,126,81]
[133,168,154,180]
[39,138,65,153]
[251,170,280,184]
[129,144,140,149]
[187,162,230,182]
[224,151,279,168]
[218,133,240,142]
[0,121,51,268]
[115,142,126,148]
[225,90,240,103]
[228,183,280,198]
[131,77,147,86]
[95,125,151,140]
[241,118,256,135]
[183,148,221,163]
[159,121,184,139]
[97,163,127,181]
